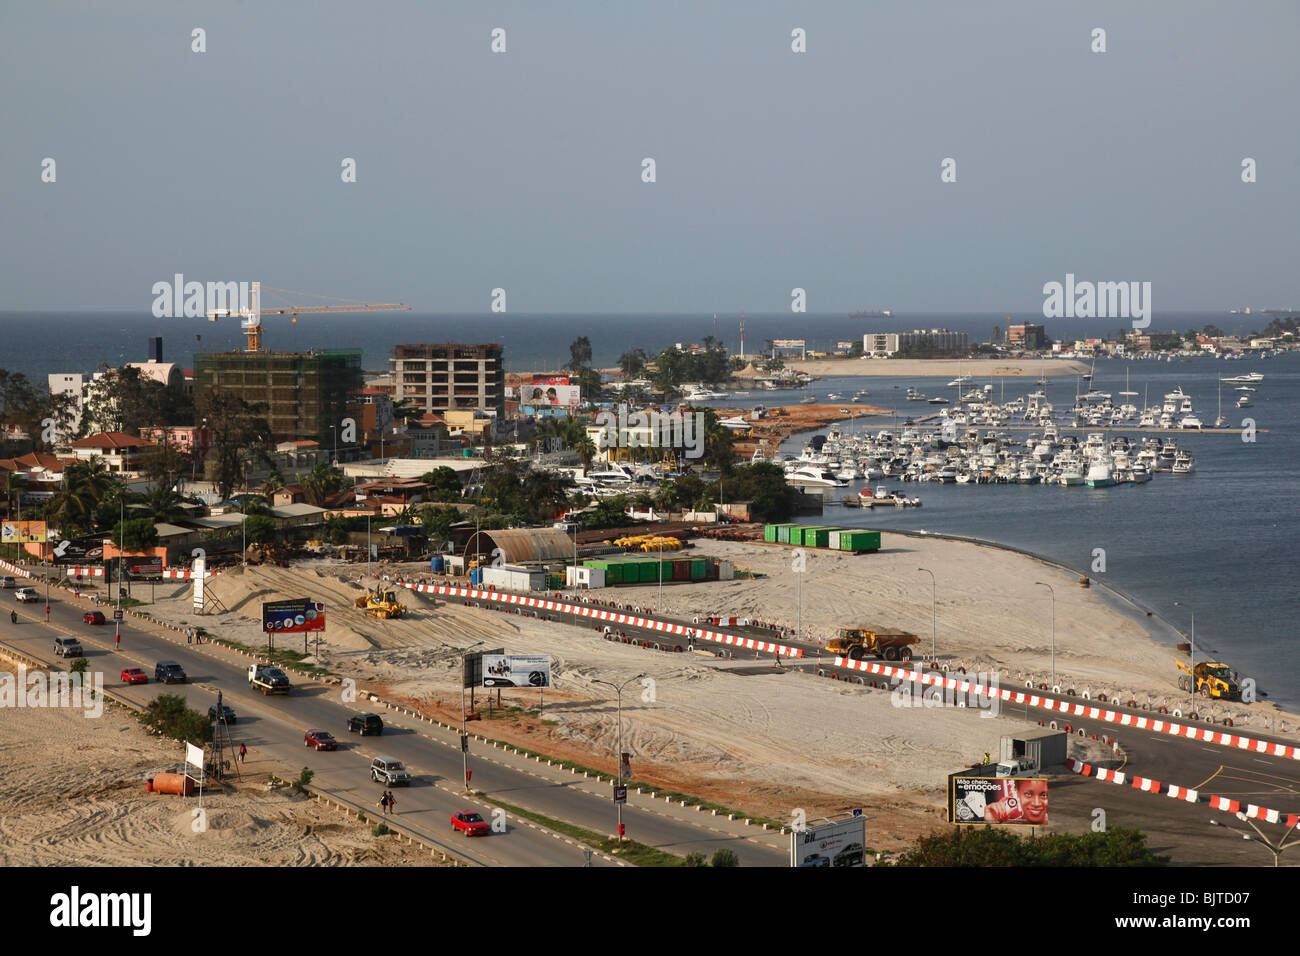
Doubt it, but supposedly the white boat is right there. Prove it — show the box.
[1084,455,1115,488]
[683,385,727,400]
[1220,372,1263,384]
[1059,460,1085,486]
[787,465,848,487]
[1236,394,1252,408]
[947,375,972,388]
[927,397,950,405]
[1172,451,1195,475]
[1179,415,1203,430]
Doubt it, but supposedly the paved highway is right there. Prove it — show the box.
[0,578,788,866]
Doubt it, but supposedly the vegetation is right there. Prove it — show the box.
[138,694,211,746]
[111,517,160,552]
[292,766,315,793]
[418,466,463,501]
[82,364,195,434]
[196,389,271,502]
[894,825,1170,867]
[300,462,349,507]
[47,458,118,536]
[371,823,393,837]
[650,339,730,389]
[710,848,739,867]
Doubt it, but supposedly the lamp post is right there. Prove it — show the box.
[1034,581,1055,686]
[1174,601,1195,710]
[460,640,485,792]
[917,567,936,662]
[1210,814,1300,867]
[114,495,123,648]
[330,425,338,466]
[656,538,663,613]
[592,673,645,842]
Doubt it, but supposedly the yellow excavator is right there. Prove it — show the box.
[355,587,407,620]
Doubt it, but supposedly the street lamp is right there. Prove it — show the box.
[656,538,663,613]
[917,567,936,662]
[592,673,646,842]
[1174,601,1195,710]
[460,640,485,791]
[1210,814,1300,867]
[1034,581,1055,686]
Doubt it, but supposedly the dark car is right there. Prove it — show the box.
[83,611,106,625]
[347,713,383,736]
[208,704,237,724]
[155,661,187,684]
[305,730,338,751]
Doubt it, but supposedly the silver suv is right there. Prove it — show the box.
[370,756,412,786]
[54,636,83,658]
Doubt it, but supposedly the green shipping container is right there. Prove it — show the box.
[788,526,804,546]
[842,531,882,552]
[766,523,793,543]
[804,527,830,548]
[639,561,660,583]
[690,559,707,579]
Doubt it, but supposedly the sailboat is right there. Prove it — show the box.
[1034,359,1049,386]
[1214,380,1229,428]
[1082,354,1096,382]
[1118,367,1140,420]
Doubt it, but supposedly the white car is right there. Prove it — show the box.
[14,588,40,603]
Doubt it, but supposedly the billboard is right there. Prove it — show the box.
[772,339,806,348]
[791,816,866,868]
[520,383,580,407]
[462,647,504,689]
[1,521,47,543]
[482,654,550,688]
[126,556,163,576]
[261,598,326,634]
[950,776,1049,826]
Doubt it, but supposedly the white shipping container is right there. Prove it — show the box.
[828,531,842,550]
[718,560,734,581]
[566,565,606,589]
[481,565,545,591]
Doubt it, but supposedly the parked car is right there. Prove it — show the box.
[370,756,411,786]
[347,713,384,736]
[1,576,16,588]
[83,611,106,625]
[53,636,83,658]
[154,661,187,684]
[14,588,40,603]
[120,667,148,685]
[208,704,237,724]
[304,730,338,751]
[450,810,490,836]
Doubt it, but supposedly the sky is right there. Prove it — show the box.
[2,0,1298,314]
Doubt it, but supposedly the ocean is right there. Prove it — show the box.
[0,310,1295,707]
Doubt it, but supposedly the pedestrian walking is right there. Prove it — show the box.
[186,626,193,644]
[238,743,247,763]
[386,791,395,815]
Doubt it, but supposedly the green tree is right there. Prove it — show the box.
[139,694,211,746]
[710,848,739,867]
[244,514,277,545]
[112,517,159,552]
[419,466,463,501]
[197,389,270,503]
[419,504,461,549]
[618,348,648,378]
[566,336,593,371]
[895,825,1169,867]
[683,852,708,867]
[301,462,348,507]
[49,458,117,535]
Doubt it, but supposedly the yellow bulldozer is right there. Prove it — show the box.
[827,625,919,662]
[355,587,407,620]
[1175,660,1241,701]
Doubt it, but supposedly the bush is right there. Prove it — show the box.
[371,823,392,837]
[711,848,739,867]
[895,825,1170,867]
[292,767,314,793]
[138,694,211,745]
[683,852,709,867]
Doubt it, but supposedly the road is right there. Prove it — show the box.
[0,578,788,867]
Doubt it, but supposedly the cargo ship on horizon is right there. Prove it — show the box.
[848,308,892,319]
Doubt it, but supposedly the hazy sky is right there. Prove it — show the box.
[3,1,1298,313]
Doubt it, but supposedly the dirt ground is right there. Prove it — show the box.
[0,662,446,867]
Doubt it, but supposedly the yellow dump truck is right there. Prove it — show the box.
[1176,660,1241,701]
[827,626,920,662]
[355,588,407,620]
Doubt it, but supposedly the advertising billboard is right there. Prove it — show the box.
[1,521,47,543]
[481,654,550,688]
[520,383,581,407]
[261,598,326,634]
[950,776,1049,826]
[791,816,866,868]
[772,339,806,348]
[126,556,163,576]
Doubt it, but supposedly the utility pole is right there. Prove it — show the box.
[593,674,644,842]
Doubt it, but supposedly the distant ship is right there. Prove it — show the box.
[848,309,892,319]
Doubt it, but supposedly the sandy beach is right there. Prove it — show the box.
[784,358,1089,378]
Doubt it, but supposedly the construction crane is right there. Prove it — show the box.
[205,281,411,352]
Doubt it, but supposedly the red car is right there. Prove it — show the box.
[84,611,106,625]
[120,667,148,685]
[450,810,490,836]
[304,730,338,751]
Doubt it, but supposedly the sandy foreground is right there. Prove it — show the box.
[0,663,441,867]
[785,358,1089,378]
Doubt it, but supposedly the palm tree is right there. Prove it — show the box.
[143,486,187,524]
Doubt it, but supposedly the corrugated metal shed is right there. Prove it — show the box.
[467,528,575,564]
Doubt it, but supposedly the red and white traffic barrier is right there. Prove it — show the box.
[1167,785,1198,803]
[397,582,805,658]
[64,567,105,577]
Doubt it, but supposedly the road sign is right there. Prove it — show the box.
[113,610,123,620]
[613,785,627,805]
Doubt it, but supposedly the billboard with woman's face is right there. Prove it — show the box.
[950,777,1049,826]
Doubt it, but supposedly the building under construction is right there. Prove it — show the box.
[194,350,363,444]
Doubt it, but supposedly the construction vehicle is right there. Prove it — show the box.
[1176,660,1241,701]
[355,587,407,620]
[827,626,920,662]
[206,281,410,352]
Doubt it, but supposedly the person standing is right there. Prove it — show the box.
[186,626,193,644]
